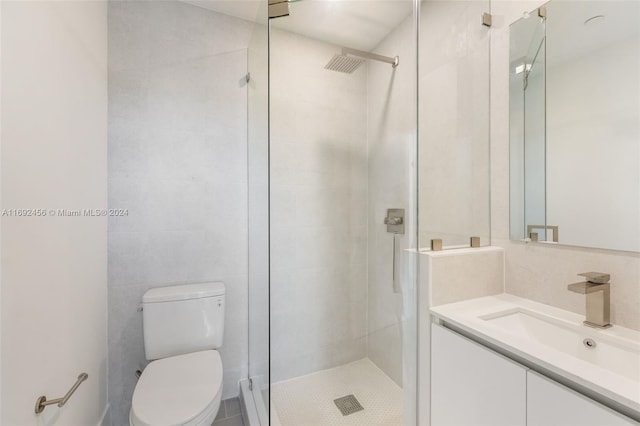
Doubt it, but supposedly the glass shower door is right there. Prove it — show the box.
[267,1,419,424]
[418,0,492,250]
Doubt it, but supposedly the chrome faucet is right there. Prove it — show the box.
[568,272,611,328]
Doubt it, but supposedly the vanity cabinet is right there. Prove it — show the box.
[527,371,637,426]
[431,323,639,426]
[431,323,527,425]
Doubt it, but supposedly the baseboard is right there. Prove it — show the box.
[98,403,111,426]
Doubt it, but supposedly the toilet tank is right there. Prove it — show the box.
[142,282,225,360]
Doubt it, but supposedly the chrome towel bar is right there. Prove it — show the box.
[35,373,88,414]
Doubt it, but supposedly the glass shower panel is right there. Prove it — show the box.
[418,0,491,250]
[247,0,270,423]
[268,0,418,424]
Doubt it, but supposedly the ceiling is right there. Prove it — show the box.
[183,0,263,22]
[511,1,639,69]
[545,0,639,67]
[183,0,413,51]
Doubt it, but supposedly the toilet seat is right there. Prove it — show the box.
[130,350,223,426]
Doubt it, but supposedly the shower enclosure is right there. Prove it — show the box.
[263,1,419,424]
[104,0,418,424]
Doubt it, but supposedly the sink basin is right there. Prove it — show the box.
[480,308,640,382]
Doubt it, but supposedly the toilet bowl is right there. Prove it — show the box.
[129,282,226,426]
[130,350,223,426]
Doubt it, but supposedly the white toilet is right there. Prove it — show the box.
[130,282,226,426]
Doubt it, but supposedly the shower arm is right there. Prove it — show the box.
[342,47,399,68]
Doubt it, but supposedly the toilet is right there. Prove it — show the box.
[130,282,226,426]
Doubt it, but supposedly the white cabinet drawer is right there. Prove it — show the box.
[431,323,527,425]
[527,371,638,426]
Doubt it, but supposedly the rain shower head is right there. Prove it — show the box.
[325,47,399,74]
[325,54,366,73]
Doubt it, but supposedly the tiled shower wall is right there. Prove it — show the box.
[366,14,417,387]
[107,3,253,424]
[269,28,369,382]
[269,13,420,388]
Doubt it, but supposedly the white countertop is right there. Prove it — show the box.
[430,294,640,416]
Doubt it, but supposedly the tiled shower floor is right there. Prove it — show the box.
[271,358,403,426]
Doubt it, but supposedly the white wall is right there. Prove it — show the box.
[491,0,640,331]
[1,1,108,424]
[107,3,253,424]
[269,28,369,383]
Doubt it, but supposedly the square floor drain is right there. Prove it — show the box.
[334,394,364,416]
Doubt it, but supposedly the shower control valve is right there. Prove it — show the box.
[384,208,405,234]
[384,217,403,226]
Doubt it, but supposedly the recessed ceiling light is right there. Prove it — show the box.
[584,15,605,26]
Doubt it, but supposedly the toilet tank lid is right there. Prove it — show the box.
[143,282,225,303]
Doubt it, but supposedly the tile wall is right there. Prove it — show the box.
[366,14,417,387]
[107,3,253,424]
[269,28,369,382]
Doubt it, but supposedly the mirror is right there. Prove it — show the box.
[509,1,640,252]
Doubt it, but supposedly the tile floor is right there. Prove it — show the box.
[271,358,403,426]
[212,397,244,426]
